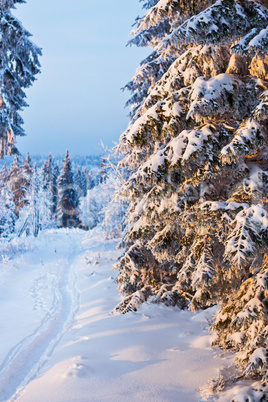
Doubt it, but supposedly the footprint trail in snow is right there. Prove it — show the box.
[0,229,85,401]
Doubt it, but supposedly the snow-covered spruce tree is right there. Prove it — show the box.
[20,152,32,194]
[97,158,109,184]
[116,1,268,310]
[22,152,32,177]
[53,162,60,184]
[0,163,16,237]
[17,163,55,237]
[57,151,81,228]
[40,154,58,220]
[116,0,268,394]
[81,166,89,196]
[16,162,38,236]
[7,154,28,213]
[0,0,41,156]
[75,165,87,197]
[0,162,8,185]
[16,155,59,236]
[1,185,17,237]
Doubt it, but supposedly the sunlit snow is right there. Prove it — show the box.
[0,228,232,401]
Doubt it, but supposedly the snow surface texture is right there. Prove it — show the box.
[0,228,232,401]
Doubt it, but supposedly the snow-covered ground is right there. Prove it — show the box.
[0,228,232,401]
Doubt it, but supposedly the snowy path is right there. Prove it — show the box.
[0,229,231,401]
[0,230,84,401]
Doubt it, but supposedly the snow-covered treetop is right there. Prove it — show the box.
[0,0,41,155]
[58,151,74,188]
[0,0,25,10]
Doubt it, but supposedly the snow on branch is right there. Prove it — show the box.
[159,0,268,55]
[221,120,264,164]
[130,0,172,35]
[251,89,268,122]
[187,74,240,121]
[125,124,216,188]
[125,102,163,145]
[232,27,268,57]
[112,286,152,314]
[129,0,210,48]
[245,347,268,376]
[225,204,268,267]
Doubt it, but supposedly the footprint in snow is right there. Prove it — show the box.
[64,358,94,378]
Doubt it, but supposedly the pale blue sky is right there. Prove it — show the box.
[13,1,148,156]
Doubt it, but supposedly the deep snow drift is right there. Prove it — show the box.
[0,228,232,401]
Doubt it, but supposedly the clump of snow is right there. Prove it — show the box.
[187,74,239,121]
[129,124,215,184]
[221,120,263,164]
[247,27,268,55]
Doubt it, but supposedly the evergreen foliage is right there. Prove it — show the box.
[22,152,32,177]
[17,162,40,237]
[0,152,95,238]
[211,254,268,378]
[0,0,41,156]
[7,155,26,213]
[97,158,109,184]
[123,0,213,118]
[57,151,81,228]
[116,0,268,396]
[41,153,58,219]
[0,163,16,237]
[75,165,87,197]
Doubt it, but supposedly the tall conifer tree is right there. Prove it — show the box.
[0,1,41,156]
[0,162,16,237]
[58,151,80,228]
[41,154,58,219]
[7,155,26,213]
[116,0,268,396]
